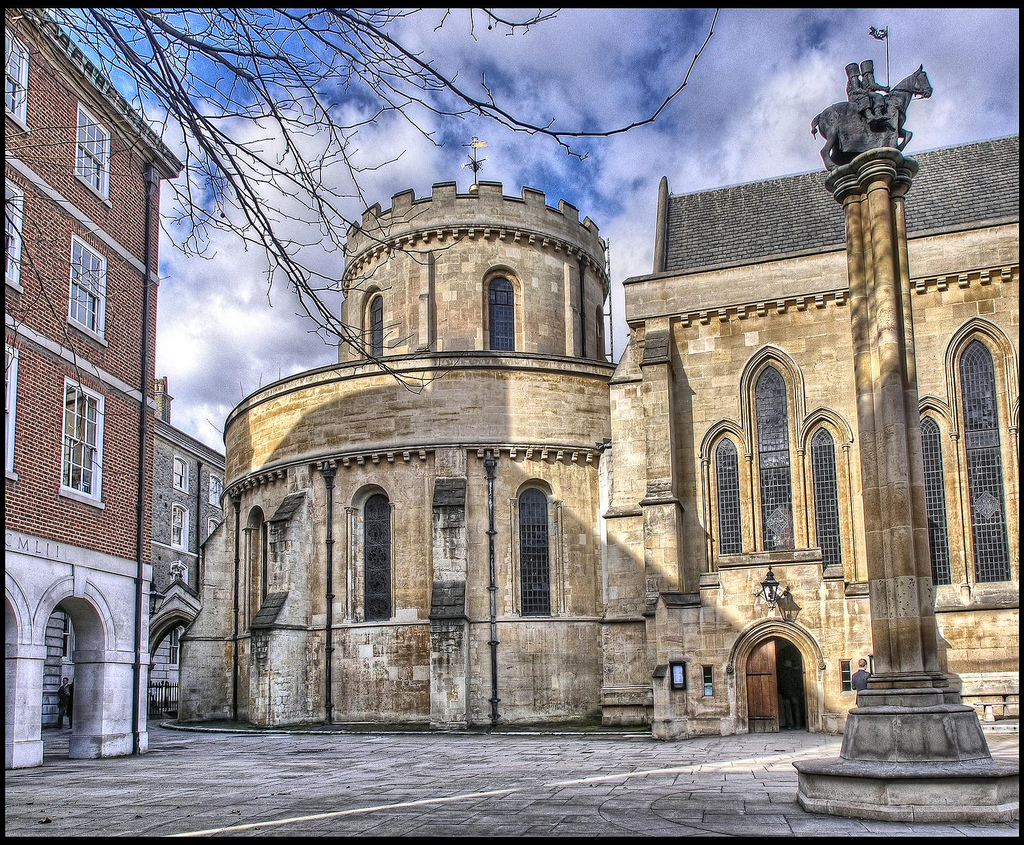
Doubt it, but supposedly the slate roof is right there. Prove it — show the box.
[269,492,306,524]
[664,135,1019,274]
[250,591,288,629]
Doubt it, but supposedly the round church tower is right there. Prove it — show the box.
[181,182,616,729]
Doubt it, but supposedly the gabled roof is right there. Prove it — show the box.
[663,135,1019,274]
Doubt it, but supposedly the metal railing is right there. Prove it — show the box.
[148,680,178,717]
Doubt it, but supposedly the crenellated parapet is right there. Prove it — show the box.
[338,181,612,362]
[343,181,608,296]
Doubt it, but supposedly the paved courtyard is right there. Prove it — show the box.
[4,724,1018,837]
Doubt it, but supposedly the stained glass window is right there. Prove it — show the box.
[920,416,952,585]
[811,429,842,568]
[489,278,515,352]
[960,342,1010,582]
[369,295,384,357]
[364,493,392,620]
[715,439,742,555]
[755,367,794,550]
[519,488,551,616]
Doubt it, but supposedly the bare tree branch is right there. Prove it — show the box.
[14,8,718,388]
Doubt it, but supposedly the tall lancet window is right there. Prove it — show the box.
[960,341,1010,582]
[364,493,392,620]
[715,439,742,555]
[488,278,515,351]
[369,295,384,357]
[755,367,794,550]
[920,416,952,585]
[811,428,842,568]
[519,488,551,615]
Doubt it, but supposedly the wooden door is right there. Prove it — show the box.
[746,638,779,733]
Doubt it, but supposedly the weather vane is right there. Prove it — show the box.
[462,137,488,189]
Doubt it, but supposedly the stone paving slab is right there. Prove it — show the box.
[3,725,1018,837]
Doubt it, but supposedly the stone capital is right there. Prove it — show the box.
[825,148,919,205]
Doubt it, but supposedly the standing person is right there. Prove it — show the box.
[851,659,871,694]
[56,677,72,728]
[67,679,74,728]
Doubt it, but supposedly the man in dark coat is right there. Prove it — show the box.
[57,677,73,728]
[851,659,871,694]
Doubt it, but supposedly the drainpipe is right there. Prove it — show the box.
[231,491,241,720]
[484,449,500,726]
[195,459,203,576]
[320,461,336,724]
[132,164,159,755]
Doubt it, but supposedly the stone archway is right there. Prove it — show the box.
[730,620,825,734]
[746,637,808,732]
[39,594,130,760]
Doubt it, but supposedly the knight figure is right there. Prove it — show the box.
[812,60,932,169]
[845,60,892,130]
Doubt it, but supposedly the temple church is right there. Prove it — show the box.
[180,134,1018,738]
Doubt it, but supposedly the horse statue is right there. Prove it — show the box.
[811,65,932,169]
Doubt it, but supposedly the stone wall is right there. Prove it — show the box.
[615,193,1018,735]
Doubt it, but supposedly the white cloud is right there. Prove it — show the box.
[151,8,1019,450]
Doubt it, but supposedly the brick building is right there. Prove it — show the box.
[5,10,181,767]
[148,377,224,706]
[180,135,1017,737]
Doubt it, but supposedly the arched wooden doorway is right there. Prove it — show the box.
[746,637,807,732]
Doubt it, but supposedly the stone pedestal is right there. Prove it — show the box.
[795,148,1018,821]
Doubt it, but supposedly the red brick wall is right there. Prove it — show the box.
[5,13,167,561]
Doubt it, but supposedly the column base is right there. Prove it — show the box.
[795,757,1019,822]
[70,730,140,759]
[795,687,1019,821]
[5,739,43,769]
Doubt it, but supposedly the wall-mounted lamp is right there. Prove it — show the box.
[760,565,784,611]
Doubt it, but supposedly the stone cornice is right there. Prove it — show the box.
[911,264,1017,295]
[225,442,602,500]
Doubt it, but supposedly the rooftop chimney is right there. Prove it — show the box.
[154,376,172,423]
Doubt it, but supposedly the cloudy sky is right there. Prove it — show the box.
[147,8,1019,452]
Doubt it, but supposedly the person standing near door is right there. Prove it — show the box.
[851,659,871,695]
[57,677,73,728]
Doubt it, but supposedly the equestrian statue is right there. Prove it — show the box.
[811,60,932,169]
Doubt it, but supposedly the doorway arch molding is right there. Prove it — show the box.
[727,617,827,733]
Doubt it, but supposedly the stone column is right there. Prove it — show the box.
[638,321,684,608]
[831,149,942,688]
[5,643,45,768]
[428,452,470,729]
[795,148,1017,822]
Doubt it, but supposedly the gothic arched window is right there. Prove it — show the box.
[715,439,742,555]
[755,367,794,550]
[811,428,842,568]
[368,295,384,357]
[960,341,1010,582]
[488,278,515,352]
[518,488,550,615]
[363,493,392,620]
[920,416,952,585]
